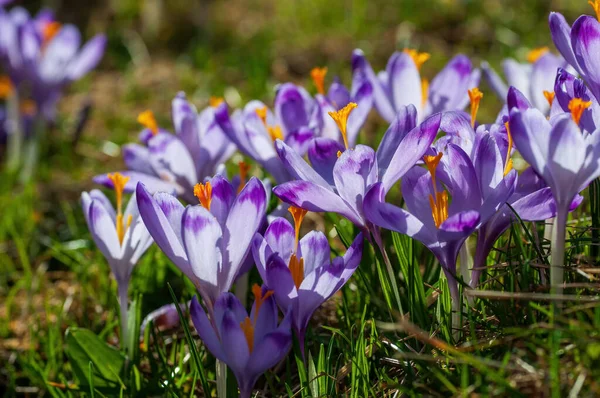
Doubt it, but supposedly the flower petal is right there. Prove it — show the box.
[387,52,422,115]
[190,296,225,361]
[264,217,295,264]
[352,49,395,122]
[376,104,418,174]
[298,231,330,276]
[307,138,345,186]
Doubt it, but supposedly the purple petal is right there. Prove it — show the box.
[352,49,395,122]
[380,112,440,191]
[428,55,474,114]
[376,104,418,174]
[122,144,154,175]
[530,53,564,112]
[507,86,533,112]
[265,254,298,313]
[148,133,197,192]
[346,76,373,147]
[284,126,314,156]
[327,77,351,109]
[276,139,331,188]
[307,137,344,186]
[387,52,422,115]
[443,144,482,214]
[572,15,600,101]
[503,60,531,97]
[438,210,480,241]
[264,217,295,264]
[220,309,250,376]
[275,83,310,135]
[67,34,106,81]
[87,199,120,261]
[481,61,508,100]
[298,231,330,276]
[208,174,236,226]
[549,12,581,75]
[190,296,225,361]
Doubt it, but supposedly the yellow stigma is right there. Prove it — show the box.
[503,122,513,177]
[42,21,62,46]
[568,97,592,125]
[527,47,549,64]
[255,106,268,126]
[421,79,429,108]
[209,96,224,107]
[20,100,37,116]
[267,125,283,142]
[423,153,448,228]
[137,110,159,136]
[328,102,357,150]
[194,182,212,210]
[403,49,431,70]
[336,150,342,158]
[310,67,328,95]
[237,161,250,194]
[0,76,14,99]
[468,87,483,128]
[590,0,600,21]
[543,90,555,107]
[240,284,275,352]
[107,173,132,244]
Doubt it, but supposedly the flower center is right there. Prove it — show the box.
[503,122,513,177]
[255,106,283,143]
[527,47,549,64]
[240,284,274,352]
[0,76,14,99]
[468,87,483,128]
[328,102,358,152]
[138,110,159,136]
[255,106,268,126]
[310,67,328,95]
[590,0,600,22]
[107,173,133,244]
[423,153,448,228]
[210,96,224,107]
[42,21,61,46]
[568,97,592,125]
[194,182,212,210]
[543,90,555,107]
[237,161,250,194]
[403,49,431,71]
[421,79,429,108]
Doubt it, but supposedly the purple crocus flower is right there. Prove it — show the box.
[353,48,480,122]
[552,68,600,134]
[190,288,292,398]
[136,175,267,309]
[309,66,373,147]
[81,173,153,348]
[508,97,600,291]
[549,7,600,103]
[214,87,316,184]
[0,6,106,120]
[481,48,565,114]
[252,208,363,352]
[273,105,441,229]
[95,93,235,203]
[364,142,516,303]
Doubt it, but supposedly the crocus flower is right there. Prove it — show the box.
[353,48,480,122]
[95,93,235,202]
[508,97,600,291]
[214,88,315,184]
[273,104,441,229]
[364,142,516,304]
[190,287,292,398]
[309,66,373,147]
[481,48,565,114]
[81,173,153,348]
[0,6,106,120]
[252,207,363,352]
[136,175,267,308]
[552,68,600,134]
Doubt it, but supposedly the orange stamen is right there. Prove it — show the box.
[137,110,159,136]
[240,317,254,352]
[0,76,14,99]
[423,153,449,228]
[336,150,342,158]
[527,47,549,63]
[289,254,305,289]
[255,106,268,126]
[267,125,283,142]
[289,206,308,251]
[237,161,250,194]
[468,87,483,128]
[241,284,275,352]
[403,49,431,70]
[590,0,600,21]
[328,102,357,150]
[503,122,513,177]
[423,153,443,193]
[543,90,555,108]
[310,67,328,95]
[421,79,429,108]
[194,182,212,210]
[251,284,274,317]
[42,22,61,46]
[209,96,224,108]
[568,97,592,125]
[107,173,132,244]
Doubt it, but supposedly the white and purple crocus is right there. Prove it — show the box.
[252,208,363,354]
[95,93,235,203]
[81,173,153,350]
[136,174,268,309]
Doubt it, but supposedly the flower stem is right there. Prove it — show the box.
[118,281,129,353]
[216,359,228,398]
[550,206,568,295]
[6,90,23,172]
[19,116,45,183]
[459,241,474,307]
